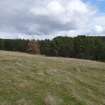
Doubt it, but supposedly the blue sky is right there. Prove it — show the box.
[0,0,105,39]
[87,0,105,12]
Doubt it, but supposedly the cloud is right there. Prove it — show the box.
[0,0,105,39]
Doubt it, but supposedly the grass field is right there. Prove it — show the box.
[0,51,105,105]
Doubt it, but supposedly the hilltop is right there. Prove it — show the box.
[0,51,105,105]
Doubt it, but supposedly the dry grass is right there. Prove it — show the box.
[0,51,105,105]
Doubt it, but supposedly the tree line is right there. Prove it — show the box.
[0,36,105,61]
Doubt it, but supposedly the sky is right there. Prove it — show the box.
[0,0,105,39]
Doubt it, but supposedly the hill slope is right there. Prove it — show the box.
[0,51,105,105]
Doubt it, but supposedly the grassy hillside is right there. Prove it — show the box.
[0,51,105,105]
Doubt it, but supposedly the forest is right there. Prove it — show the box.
[0,35,105,61]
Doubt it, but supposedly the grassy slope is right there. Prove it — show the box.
[0,51,105,105]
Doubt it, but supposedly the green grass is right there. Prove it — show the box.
[0,51,105,105]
